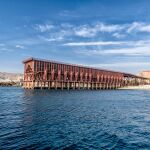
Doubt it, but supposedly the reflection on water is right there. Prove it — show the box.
[0,87,150,149]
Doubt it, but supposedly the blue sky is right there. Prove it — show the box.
[1,0,150,73]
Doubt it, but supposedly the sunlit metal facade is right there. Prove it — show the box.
[23,58,149,89]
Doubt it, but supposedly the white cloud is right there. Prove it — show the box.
[73,22,150,38]
[74,23,125,37]
[96,23,125,32]
[85,62,149,74]
[65,39,150,57]
[63,41,127,46]
[75,44,150,57]
[127,22,150,33]
[112,32,125,38]
[16,45,25,49]
[0,44,24,52]
[40,36,63,42]
[93,47,150,56]
[91,62,150,68]
[39,30,70,42]
[61,23,74,28]
[0,47,13,52]
[88,61,150,74]
[9,38,44,46]
[34,24,54,32]
[32,22,150,40]
[74,25,97,37]
[32,22,150,41]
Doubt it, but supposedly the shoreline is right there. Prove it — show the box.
[119,85,150,90]
[0,82,22,87]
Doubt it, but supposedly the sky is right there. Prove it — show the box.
[0,0,150,73]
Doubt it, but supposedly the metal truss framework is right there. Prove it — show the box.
[23,58,150,89]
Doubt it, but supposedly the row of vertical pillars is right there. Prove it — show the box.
[24,81,121,90]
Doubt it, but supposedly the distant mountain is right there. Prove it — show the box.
[0,72,23,83]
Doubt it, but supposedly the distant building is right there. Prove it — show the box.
[139,71,150,79]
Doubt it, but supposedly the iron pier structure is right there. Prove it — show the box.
[23,58,150,89]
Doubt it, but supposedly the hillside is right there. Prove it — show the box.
[0,72,23,83]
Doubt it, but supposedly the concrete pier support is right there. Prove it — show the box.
[55,81,57,90]
[67,82,70,90]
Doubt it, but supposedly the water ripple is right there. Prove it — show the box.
[0,87,150,149]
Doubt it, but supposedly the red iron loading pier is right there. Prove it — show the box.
[23,58,150,89]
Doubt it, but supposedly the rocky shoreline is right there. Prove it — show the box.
[0,72,23,87]
[0,82,22,87]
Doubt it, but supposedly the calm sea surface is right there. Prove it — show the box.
[0,87,150,150]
